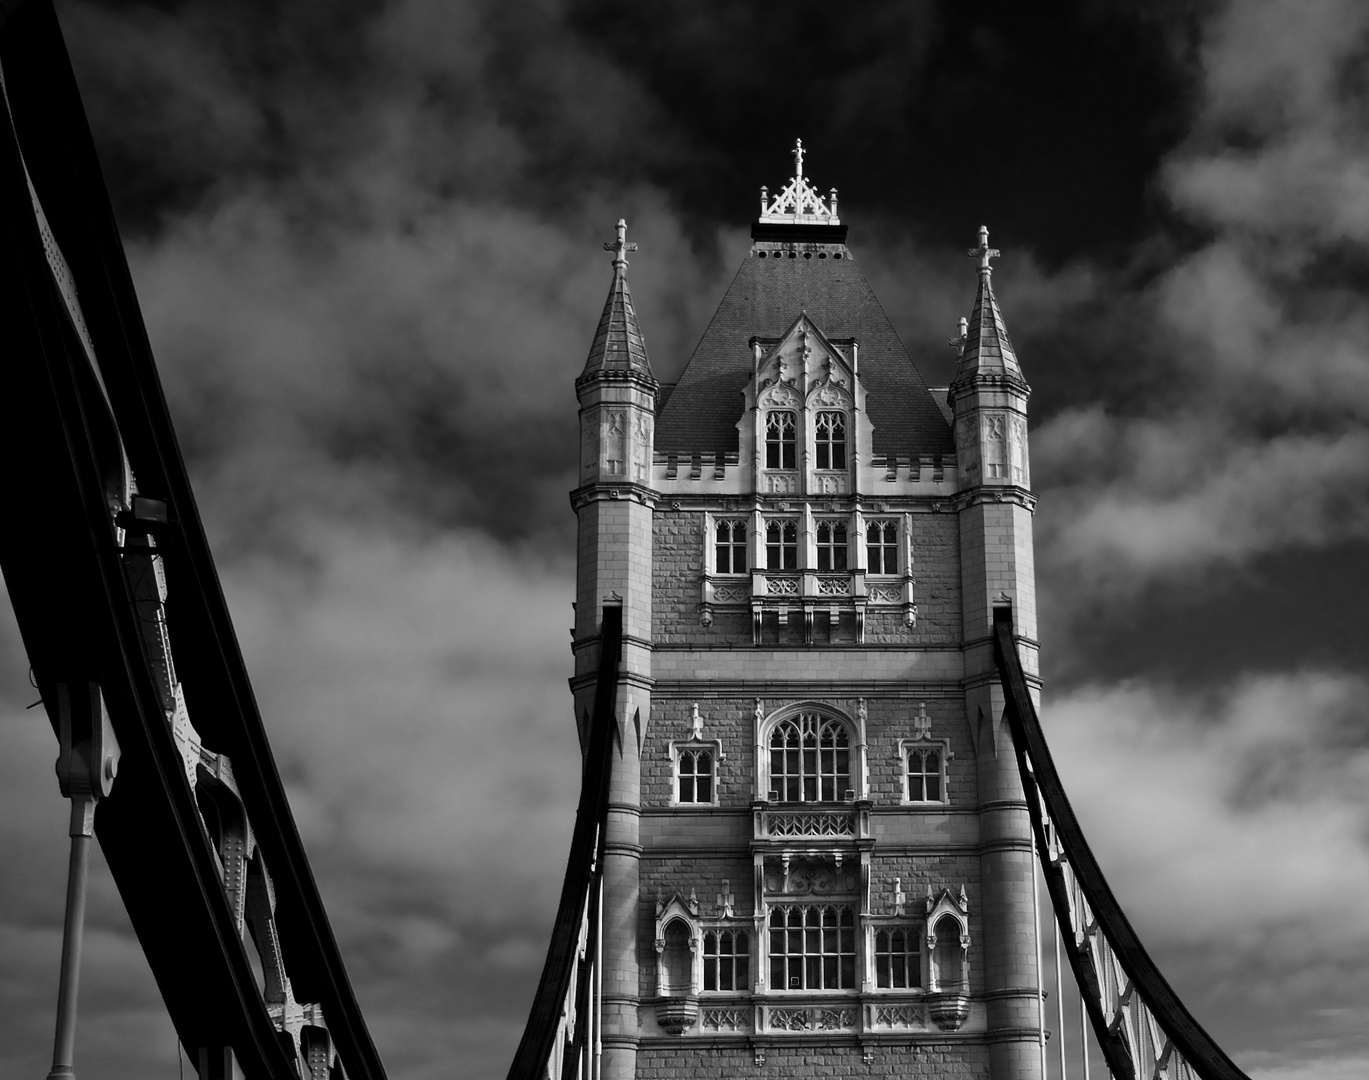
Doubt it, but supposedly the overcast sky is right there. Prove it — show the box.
[2,1,1368,1078]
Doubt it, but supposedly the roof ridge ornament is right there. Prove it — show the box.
[759,138,840,225]
[968,225,999,274]
[604,218,637,269]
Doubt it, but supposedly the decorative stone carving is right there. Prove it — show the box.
[928,992,970,1032]
[874,1004,924,1028]
[701,1007,748,1032]
[759,382,801,408]
[653,995,700,1036]
[911,702,932,740]
[809,382,851,408]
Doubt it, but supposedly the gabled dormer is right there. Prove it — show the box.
[739,312,873,498]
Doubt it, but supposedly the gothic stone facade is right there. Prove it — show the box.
[571,166,1041,1080]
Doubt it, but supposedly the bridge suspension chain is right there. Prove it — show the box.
[993,608,1250,1080]
[508,607,621,1080]
[0,6,390,1073]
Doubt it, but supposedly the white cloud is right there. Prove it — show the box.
[1046,671,1369,993]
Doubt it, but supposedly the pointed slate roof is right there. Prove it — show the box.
[655,230,953,459]
[952,226,1023,386]
[580,219,654,382]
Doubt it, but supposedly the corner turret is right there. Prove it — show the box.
[948,224,1042,1080]
[948,227,1031,492]
[569,220,658,1080]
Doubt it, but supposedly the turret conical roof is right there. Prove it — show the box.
[580,219,654,383]
[952,226,1024,386]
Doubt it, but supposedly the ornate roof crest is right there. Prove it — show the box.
[759,139,840,225]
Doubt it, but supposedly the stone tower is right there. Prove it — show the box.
[571,144,1042,1079]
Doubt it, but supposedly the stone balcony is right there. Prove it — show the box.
[701,572,915,644]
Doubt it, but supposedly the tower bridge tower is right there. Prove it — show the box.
[571,143,1042,1080]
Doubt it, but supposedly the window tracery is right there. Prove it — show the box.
[814,411,846,470]
[713,519,748,575]
[765,519,798,570]
[765,411,797,470]
[676,749,714,804]
[768,713,851,803]
[905,747,943,802]
[816,520,848,571]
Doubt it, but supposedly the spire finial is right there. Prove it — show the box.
[968,225,999,274]
[759,140,839,225]
[604,218,637,268]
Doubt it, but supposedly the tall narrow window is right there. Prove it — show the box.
[703,930,750,991]
[866,521,898,574]
[768,905,856,990]
[906,748,942,802]
[769,713,850,802]
[766,411,797,469]
[816,521,848,571]
[677,749,714,804]
[875,928,922,989]
[766,520,798,570]
[815,412,847,470]
[714,519,748,574]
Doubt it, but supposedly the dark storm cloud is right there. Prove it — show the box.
[2,1,1367,1078]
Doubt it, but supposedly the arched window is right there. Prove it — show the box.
[661,918,693,995]
[714,519,747,574]
[816,520,848,571]
[703,929,750,991]
[766,520,798,570]
[815,412,846,470]
[769,712,851,802]
[677,749,713,804]
[765,411,797,469]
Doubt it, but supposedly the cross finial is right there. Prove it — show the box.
[968,224,999,273]
[603,218,638,267]
[793,138,805,178]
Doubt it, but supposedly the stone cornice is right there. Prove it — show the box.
[569,481,659,511]
[575,366,660,394]
[949,486,1037,513]
[947,371,1031,402]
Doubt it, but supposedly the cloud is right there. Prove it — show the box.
[1046,669,1369,1058]
[2,1,1365,1078]
[1035,409,1369,594]
[1016,0,1369,627]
